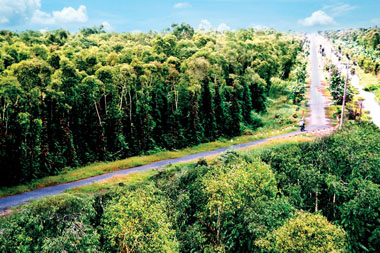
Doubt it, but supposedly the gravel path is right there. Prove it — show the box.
[0,35,331,212]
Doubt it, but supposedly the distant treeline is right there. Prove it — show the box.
[0,25,303,186]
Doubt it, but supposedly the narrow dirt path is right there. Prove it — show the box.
[0,36,332,211]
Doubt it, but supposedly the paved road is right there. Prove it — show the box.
[320,36,380,128]
[307,34,329,129]
[0,131,302,211]
[0,36,331,212]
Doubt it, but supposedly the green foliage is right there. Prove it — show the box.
[0,194,99,252]
[339,179,380,252]
[80,25,106,36]
[289,82,306,104]
[101,185,178,252]
[256,122,380,252]
[249,111,263,129]
[151,151,293,252]
[170,23,195,40]
[199,152,277,250]
[256,211,347,252]
[329,64,353,105]
[289,60,307,104]
[0,28,304,187]
[268,77,290,98]
[245,197,295,241]
[1,122,379,252]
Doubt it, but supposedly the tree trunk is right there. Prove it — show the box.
[333,192,336,218]
[94,100,102,127]
[217,207,221,245]
[128,90,132,124]
[315,190,318,212]
[119,85,125,110]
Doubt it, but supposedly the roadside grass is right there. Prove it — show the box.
[68,134,316,195]
[0,93,306,199]
[66,170,157,194]
[261,95,308,129]
[318,78,338,124]
[357,67,380,102]
[0,83,311,200]
[325,105,339,122]
[241,134,315,153]
[0,126,298,199]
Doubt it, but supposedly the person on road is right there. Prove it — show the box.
[299,118,305,132]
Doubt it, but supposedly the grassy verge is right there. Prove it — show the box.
[67,134,316,195]
[0,93,306,199]
[66,170,157,195]
[357,68,380,102]
[261,95,308,127]
[321,78,347,124]
[0,125,298,199]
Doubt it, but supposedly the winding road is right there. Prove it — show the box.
[0,35,330,212]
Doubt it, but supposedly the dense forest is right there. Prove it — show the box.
[1,122,379,252]
[0,25,305,187]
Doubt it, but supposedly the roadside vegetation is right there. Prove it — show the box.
[322,51,367,122]
[1,122,378,252]
[358,67,380,101]
[324,28,380,102]
[323,63,362,122]
[0,121,297,198]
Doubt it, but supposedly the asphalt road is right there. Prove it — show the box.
[0,130,301,211]
[307,34,329,129]
[0,35,331,212]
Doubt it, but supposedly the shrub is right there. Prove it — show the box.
[256,211,348,252]
[0,194,100,252]
[101,184,178,252]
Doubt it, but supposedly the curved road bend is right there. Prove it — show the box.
[0,35,330,212]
